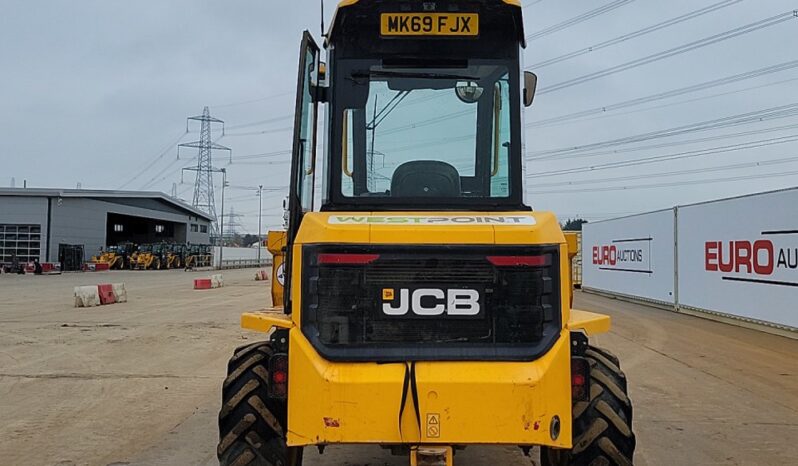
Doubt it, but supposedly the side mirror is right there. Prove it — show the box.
[455,81,484,104]
[524,71,538,107]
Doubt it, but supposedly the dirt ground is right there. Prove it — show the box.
[1,270,797,465]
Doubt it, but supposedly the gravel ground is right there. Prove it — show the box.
[1,270,796,465]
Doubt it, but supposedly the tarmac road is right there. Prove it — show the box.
[1,270,796,465]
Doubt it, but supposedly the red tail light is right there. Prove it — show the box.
[486,255,548,267]
[571,357,590,402]
[318,253,380,265]
[268,354,289,399]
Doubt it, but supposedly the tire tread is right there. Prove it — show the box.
[218,342,301,466]
[541,344,635,466]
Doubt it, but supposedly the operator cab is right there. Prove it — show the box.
[286,0,536,308]
[288,0,535,221]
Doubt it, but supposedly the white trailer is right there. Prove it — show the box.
[581,186,798,334]
[582,209,676,306]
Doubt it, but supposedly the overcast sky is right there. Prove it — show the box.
[1,0,797,233]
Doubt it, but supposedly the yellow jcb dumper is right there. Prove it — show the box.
[218,2,635,465]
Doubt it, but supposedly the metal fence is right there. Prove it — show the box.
[218,258,272,270]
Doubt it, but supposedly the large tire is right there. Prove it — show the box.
[541,345,635,466]
[218,342,302,466]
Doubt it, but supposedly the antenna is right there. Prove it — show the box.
[321,0,325,37]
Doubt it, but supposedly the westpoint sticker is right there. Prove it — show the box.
[328,215,537,226]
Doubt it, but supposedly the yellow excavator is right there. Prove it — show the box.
[217,2,634,465]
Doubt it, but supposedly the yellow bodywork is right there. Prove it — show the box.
[90,252,123,269]
[185,252,211,268]
[241,211,611,449]
[165,252,182,269]
[266,230,287,307]
[135,252,159,270]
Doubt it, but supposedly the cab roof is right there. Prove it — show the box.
[327,0,526,48]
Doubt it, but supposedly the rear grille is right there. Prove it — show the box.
[365,259,495,285]
[302,244,561,362]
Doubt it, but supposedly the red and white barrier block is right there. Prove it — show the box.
[83,263,110,272]
[194,274,224,290]
[41,263,62,275]
[74,283,126,307]
[194,278,212,290]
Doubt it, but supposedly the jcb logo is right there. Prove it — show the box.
[382,288,481,317]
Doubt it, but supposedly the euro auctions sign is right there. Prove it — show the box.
[592,239,652,274]
[678,188,798,329]
[582,209,675,304]
[705,237,798,283]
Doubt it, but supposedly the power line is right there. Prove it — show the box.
[522,0,546,9]
[527,102,798,159]
[229,160,291,167]
[370,61,798,140]
[226,188,287,202]
[527,134,798,178]
[525,0,635,42]
[141,137,223,191]
[529,60,798,128]
[527,168,798,194]
[118,130,188,189]
[530,121,798,163]
[224,114,293,131]
[228,184,289,192]
[377,75,798,155]
[528,0,742,69]
[229,149,291,161]
[211,91,293,109]
[379,109,471,137]
[140,153,197,190]
[534,11,798,93]
[530,154,798,188]
[528,72,798,130]
[223,126,293,137]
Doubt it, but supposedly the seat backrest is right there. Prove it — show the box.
[390,161,461,198]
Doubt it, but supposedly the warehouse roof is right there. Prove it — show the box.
[0,187,215,221]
